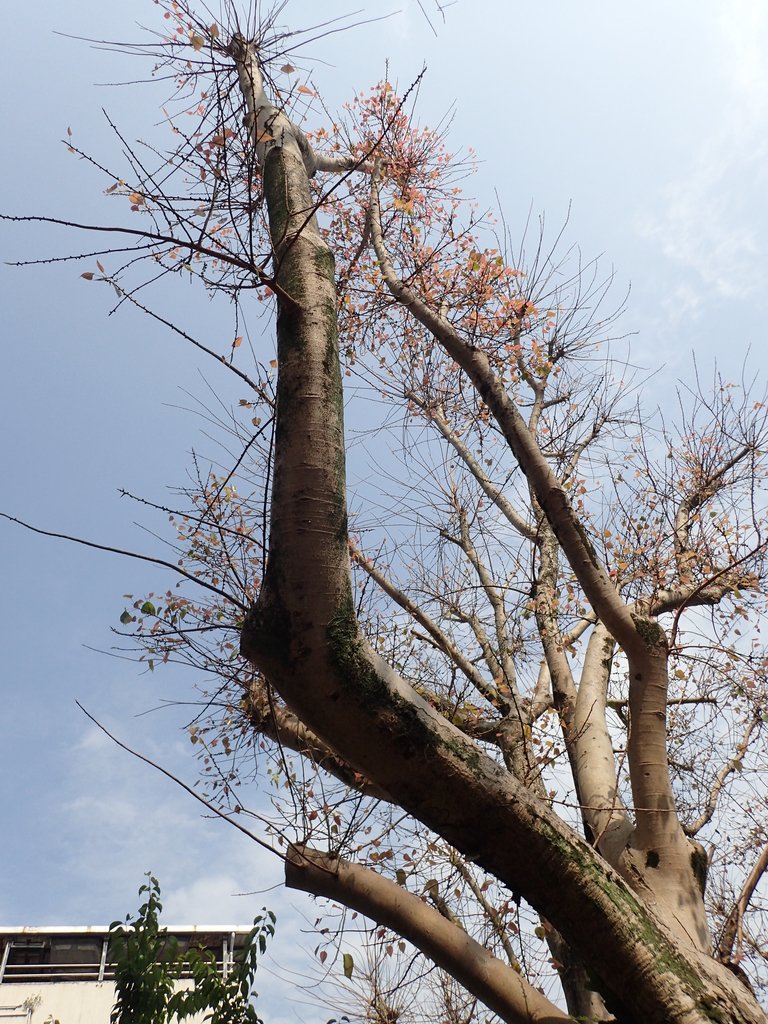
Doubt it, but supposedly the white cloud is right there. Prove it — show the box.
[637,3,768,306]
[162,872,259,924]
[719,0,768,124]
[75,724,116,753]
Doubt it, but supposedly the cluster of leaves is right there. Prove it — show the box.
[110,874,274,1024]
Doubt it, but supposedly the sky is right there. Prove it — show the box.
[2,1,768,1021]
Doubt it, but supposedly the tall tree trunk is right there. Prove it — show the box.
[232,36,766,1024]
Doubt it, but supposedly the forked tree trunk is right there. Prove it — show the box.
[232,36,766,1024]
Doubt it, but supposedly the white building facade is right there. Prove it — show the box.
[0,926,251,1024]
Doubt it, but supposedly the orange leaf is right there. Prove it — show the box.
[232,336,243,349]
[269,359,277,368]
[128,192,144,205]
[209,22,219,38]
[297,84,316,96]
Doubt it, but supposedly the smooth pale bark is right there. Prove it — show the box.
[243,678,391,801]
[286,845,574,1024]
[366,166,640,664]
[533,523,579,722]
[368,171,712,952]
[623,644,711,950]
[232,40,767,1024]
[573,623,632,864]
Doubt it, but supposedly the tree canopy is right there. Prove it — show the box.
[5,4,768,1023]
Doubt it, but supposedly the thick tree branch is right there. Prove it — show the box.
[367,166,644,662]
[573,623,632,863]
[232,43,765,1021]
[286,844,575,1024]
[243,678,392,802]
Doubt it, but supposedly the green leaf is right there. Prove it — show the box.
[342,952,354,979]
[141,601,156,615]
[120,610,133,625]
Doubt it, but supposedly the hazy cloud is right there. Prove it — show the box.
[638,2,768,305]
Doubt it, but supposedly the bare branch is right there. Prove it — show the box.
[367,162,643,661]
[0,513,247,610]
[718,841,768,965]
[76,701,277,855]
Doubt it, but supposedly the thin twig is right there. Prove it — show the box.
[76,701,279,855]
[0,512,247,610]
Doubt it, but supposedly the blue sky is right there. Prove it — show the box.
[2,2,768,1021]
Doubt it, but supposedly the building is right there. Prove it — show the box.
[0,926,253,1024]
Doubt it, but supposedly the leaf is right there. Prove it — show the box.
[96,261,105,274]
[120,610,133,625]
[190,33,205,50]
[319,950,327,965]
[342,953,354,979]
[128,192,144,206]
[81,272,94,281]
[105,182,118,194]
[67,126,72,137]
[209,22,219,38]
[232,336,243,349]
[297,84,316,96]
[141,601,156,615]
[280,63,296,74]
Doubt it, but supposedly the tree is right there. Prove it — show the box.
[6,3,768,1023]
[109,874,273,1024]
